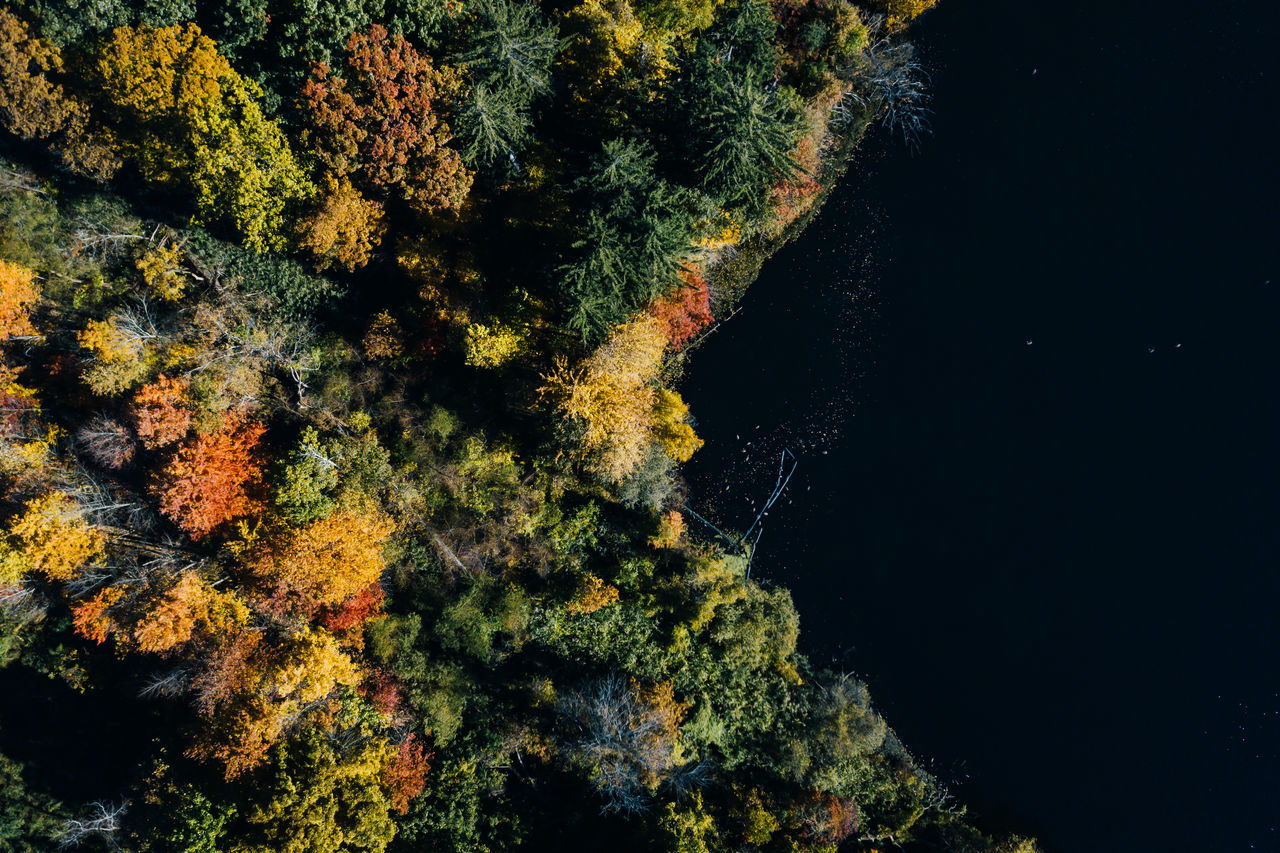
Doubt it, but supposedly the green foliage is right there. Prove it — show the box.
[0,752,65,852]
[560,138,700,339]
[451,0,559,168]
[679,6,805,211]
[12,0,194,45]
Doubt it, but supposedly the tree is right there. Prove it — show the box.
[651,387,702,462]
[380,734,430,814]
[3,492,105,582]
[542,313,666,481]
[558,674,689,812]
[0,751,66,853]
[296,175,387,272]
[867,0,938,28]
[93,24,312,250]
[559,139,699,339]
[451,0,559,167]
[648,266,713,350]
[152,412,266,540]
[301,26,472,215]
[132,572,217,653]
[680,45,804,211]
[76,414,137,470]
[252,509,395,611]
[237,725,397,853]
[0,9,119,177]
[0,258,37,341]
[130,374,193,449]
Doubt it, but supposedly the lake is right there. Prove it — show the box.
[682,1,1280,850]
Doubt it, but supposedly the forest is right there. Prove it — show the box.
[0,0,1039,850]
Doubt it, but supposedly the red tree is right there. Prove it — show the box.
[152,411,266,540]
[649,267,714,350]
[381,734,431,814]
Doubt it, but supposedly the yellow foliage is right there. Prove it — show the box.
[0,259,39,339]
[94,24,312,250]
[78,317,142,363]
[297,175,386,272]
[269,629,361,705]
[253,509,396,607]
[567,574,620,613]
[561,0,675,102]
[463,322,524,368]
[132,572,216,653]
[651,387,702,462]
[136,242,187,301]
[6,492,105,581]
[543,313,667,481]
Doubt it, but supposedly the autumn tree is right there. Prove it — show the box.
[544,313,702,481]
[2,492,105,583]
[867,0,938,28]
[130,374,193,449]
[0,8,118,177]
[0,258,38,340]
[93,24,312,250]
[236,724,397,853]
[381,734,431,814]
[152,412,266,540]
[188,627,360,779]
[648,266,713,350]
[301,26,472,215]
[651,387,701,462]
[131,572,218,654]
[252,509,395,612]
[296,175,387,272]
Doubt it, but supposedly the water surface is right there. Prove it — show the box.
[684,2,1280,850]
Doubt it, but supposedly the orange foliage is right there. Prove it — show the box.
[72,586,124,644]
[130,374,193,449]
[381,734,432,814]
[568,574,620,614]
[648,267,713,350]
[318,583,386,635]
[649,510,685,549]
[301,25,471,214]
[0,259,39,340]
[153,412,266,540]
[253,509,395,611]
[132,572,214,653]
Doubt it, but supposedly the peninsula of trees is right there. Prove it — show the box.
[0,0,1038,850]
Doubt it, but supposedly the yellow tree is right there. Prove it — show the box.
[296,175,386,272]
[544,314,702,480]
[3,492,105,582]
[251,509,395,611]
[543,313,665,481]
[0,259,38,340]
[93,24,312,250]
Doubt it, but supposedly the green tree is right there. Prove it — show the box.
[0,752,65,853]
[451,0,559,167]
[235,726,397,853]
[559,138,698,339]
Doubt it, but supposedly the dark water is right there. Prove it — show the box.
[683,1,1280,851]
